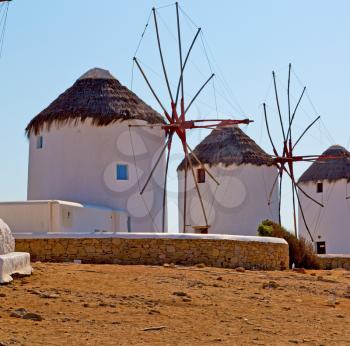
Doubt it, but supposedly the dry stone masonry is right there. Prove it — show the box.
[318,254,350,270]
[15,234,289,270]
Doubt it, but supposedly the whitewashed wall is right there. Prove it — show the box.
[0,200,128,233]
[298,179,350,254]
[27,120,166,233]
[177,163,279,235]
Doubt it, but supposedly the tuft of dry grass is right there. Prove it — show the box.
[258,219,320,269]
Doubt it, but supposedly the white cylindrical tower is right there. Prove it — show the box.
[298,145,350,254]
[177,126,279,235]
[26,68,166,233]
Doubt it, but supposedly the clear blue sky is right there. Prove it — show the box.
[1,0,349,232]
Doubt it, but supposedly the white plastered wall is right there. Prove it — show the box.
[298,179,350,254]
[0,201,128,233]
[177,163,279,235]
[27,119,166,233]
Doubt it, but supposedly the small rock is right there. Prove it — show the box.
[216,276,223,281]
[182,297,192,302]
[10,308,27,318]
[196,263,206,268]
[22,312,43,321]
[235,267,245,273]
[142,326,166,332]
[83,303,90,308]
[262,281,279,289]
[336,314,345,318]
[288,339,299,344]
[0,293,6,297]
[173,291,189,297]
[40,292,59,299]
[292,268,306,274]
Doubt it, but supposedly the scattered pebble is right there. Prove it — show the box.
[10,309,43,321]
[262,281,279,289]
[292,268,306,274]
[142,326,166,332]
[235,267,245,273]
[173,291,190,297]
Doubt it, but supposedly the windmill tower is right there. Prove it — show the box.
[298,145,350,254]
[26,68,166,233]
[177,125,279,234]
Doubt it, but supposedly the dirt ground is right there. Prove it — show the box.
[0,263,349,346]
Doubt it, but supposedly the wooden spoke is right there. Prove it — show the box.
[140,135,171,195]
[281,166,324,208]
[152,8,174,104]
[292,116,320,150]
[286,86,306,141]
[175,28,201,106]
[293,182,314,242]
[162,133,173,233]
[133,57,172,123]
[272,71,286,141]
[263,103,279,156]
[184,73,215,115]
[175,2,184,104]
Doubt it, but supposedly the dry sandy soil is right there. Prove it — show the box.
[0,263,349,346]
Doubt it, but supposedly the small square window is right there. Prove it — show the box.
[316,182,323,193]
[197,168,205,183]
[116,164,128,180]
[36,136,43,149]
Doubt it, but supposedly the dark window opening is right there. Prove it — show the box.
[197,168,205,183]
[316,182,323,193]
[316,241,326,254]
[36,136,43,149]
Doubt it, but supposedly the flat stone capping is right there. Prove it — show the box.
[14,232,287,243]
[14,233,289,270]
[318,254,350,270]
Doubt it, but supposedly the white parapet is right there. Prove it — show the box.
[13,231,288,245]
[0,252,32,284]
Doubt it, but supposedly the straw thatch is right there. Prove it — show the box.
[177,126,274,170]
[25,68,164,136]
[298,145,350,183]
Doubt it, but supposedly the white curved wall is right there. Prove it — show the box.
[177,163,279,235]
[298,179,350,254]
[27,119,166,233]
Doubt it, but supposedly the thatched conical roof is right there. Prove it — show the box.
[177,126,274,170]
[26,68,164,136]
[298,145,350,183]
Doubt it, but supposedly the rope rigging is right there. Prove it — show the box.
[0,0,10,59]
[130,2,253,233]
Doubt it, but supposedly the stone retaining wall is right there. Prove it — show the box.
[318,255,350,270]
[15,234,288,270]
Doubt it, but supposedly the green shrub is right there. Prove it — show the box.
[257,219,320,269]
